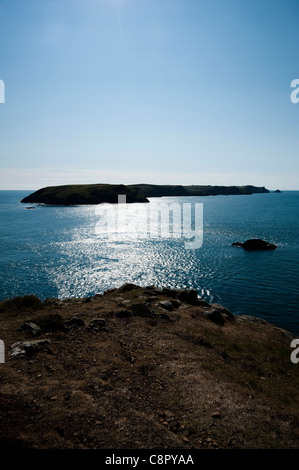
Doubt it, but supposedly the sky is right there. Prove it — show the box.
[0,0,299,190]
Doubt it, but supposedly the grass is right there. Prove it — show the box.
[1,286,298,449]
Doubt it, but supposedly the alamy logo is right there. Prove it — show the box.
[290,339,299,364]
[290,79,299,104]
[0,80,5,103]
[95,195,203,249]
[0,340,4,363]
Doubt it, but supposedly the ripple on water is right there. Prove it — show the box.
[1,192,299,335]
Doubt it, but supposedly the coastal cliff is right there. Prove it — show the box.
[20,184,270,205]
[20,184,149,205]
[0,284,298,449]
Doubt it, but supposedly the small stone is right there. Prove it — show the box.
[210,303,235,321]
[88,318,106,330]
[65,317,85,327]
[164,410,175,419]
[130,303,154,318]
[115,310,133,318]
[169,421,180,433]
[204,309,225,325]
[169,299,181,309]
[159,300,174,311]
[176,289,199,305]
[211,411,221,419]
[19,322,41,337]
[155,312,171,321]
[117,283,141,293]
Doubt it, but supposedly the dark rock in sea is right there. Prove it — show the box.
[274,189,281,193]
[231,239,277,251]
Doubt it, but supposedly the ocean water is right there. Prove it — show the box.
[0,190,298,336]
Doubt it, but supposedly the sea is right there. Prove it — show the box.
[0,190,298,336]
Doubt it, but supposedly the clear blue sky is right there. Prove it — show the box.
[0,0,299,189]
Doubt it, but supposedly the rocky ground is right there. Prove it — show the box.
[0,283,298,449]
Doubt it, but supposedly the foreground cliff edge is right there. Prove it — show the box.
[0,283,298,449]
[20,184,270,205]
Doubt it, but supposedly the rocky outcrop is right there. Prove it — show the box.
[18,322,41,337]
[232,239,277,251]
[20,184,270,205]
[10,339,52,358]
[129,184,270,197]
[1,284,298,450]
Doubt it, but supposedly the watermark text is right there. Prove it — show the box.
[0,80,5,103]
[0,340,4,363]
[95,195,203,249]
[290,79,299,103]
[290,339,299,364]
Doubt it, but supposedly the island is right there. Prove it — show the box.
[20,184,270,205]
[232,239,277,251]
[20,184,149,205]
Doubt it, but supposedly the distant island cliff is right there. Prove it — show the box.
[20,184,270,205]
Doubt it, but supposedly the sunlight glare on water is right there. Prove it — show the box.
[0,191,299,335]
